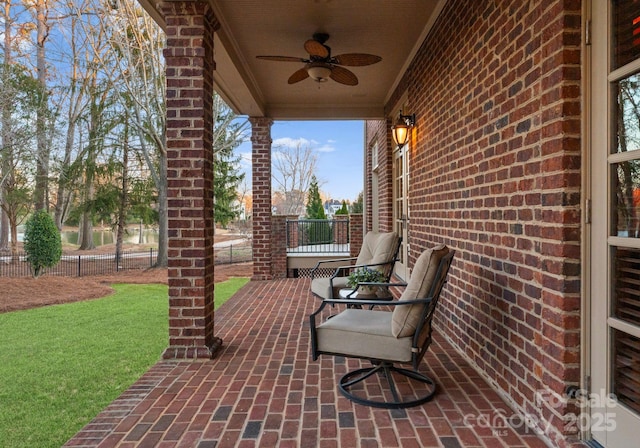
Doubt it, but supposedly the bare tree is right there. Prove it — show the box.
[94,0,168,266]
[51,0,97,231]
[1,1,39,254]
[271,141,319,216]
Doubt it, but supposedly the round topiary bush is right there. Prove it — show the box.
[23,209,62,278]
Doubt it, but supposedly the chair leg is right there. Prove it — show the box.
[338,362,437,409]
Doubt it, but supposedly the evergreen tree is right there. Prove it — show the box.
[213,97,246,228]
[305,175,331,243]
[335,200,349,215]
[305,175,325,219]
[351,191,364,214]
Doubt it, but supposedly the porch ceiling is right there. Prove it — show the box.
[141,0,445,120]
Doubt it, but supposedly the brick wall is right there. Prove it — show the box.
[162,1,220,359]
[367,1,582,446]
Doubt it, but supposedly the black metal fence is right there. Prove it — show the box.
[0,244,253,278]
[286,219,350,254]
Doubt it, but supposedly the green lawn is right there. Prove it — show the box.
[0,277,249,448]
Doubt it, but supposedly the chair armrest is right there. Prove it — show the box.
[320,296,432,308]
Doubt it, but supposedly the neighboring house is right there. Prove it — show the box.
[323,199,342,218]
[138,1,638,447]
[230,198,247,221]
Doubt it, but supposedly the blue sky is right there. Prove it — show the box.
[237,120,365,202]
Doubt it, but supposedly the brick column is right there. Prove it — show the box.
[349,213,364,258]
[334,215,349,244]
[161,1,220,359]
[286,215,299,249]
[271,215,287,279]
[250,117,273,280]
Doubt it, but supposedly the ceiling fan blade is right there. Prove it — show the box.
[288,67,310,84]
[332,53,382,66]
[330,66,358,86]
[304,39,329,58]
[257,55,308,63]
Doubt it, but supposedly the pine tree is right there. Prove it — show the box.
[305,175,331,243]
[351,191,364,213]
[335,200,349,215]
[213,97,246,228]
[305,175,325,219]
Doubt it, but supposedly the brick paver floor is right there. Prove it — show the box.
[64,278,575,447]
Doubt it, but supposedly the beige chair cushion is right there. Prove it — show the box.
[355,231,399,268]
[391,245,449,338]
[310,276,349,300]
[316,309,413,363]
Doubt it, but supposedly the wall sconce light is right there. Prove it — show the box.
[391,112,415,148]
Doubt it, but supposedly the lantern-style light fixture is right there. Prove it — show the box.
[391,112,415,148]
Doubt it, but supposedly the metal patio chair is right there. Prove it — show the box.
[309,245,454,408]
[310,231,401,300]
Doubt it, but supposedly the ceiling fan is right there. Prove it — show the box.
[256,32,382,86]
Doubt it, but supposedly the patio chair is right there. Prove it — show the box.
[309,245,454,408]
[310,231,401,300]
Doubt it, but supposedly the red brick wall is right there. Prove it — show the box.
[367,1,582,445]
[162,1,220,359]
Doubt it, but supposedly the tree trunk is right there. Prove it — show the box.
[154,155,168,267]
[78,211,95,250]
[1,0,13,250]
[115,133,128,259]
[0,208,8,251]
[8,213,18,259]
[54,123,77,230]
[33,0,50,211]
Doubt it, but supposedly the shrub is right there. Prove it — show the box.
[23,210,62,278]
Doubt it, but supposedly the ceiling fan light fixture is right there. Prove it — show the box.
[306,62,332,82]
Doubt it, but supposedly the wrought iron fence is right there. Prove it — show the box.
[286,218,350,253]
[0,244,253,278]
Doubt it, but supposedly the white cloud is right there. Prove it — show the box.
[272,136,335,153]
[316,144,336,153]
[273,137,317,148]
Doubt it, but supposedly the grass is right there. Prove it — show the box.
[0,277,249,448]
[215,277,249,308]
